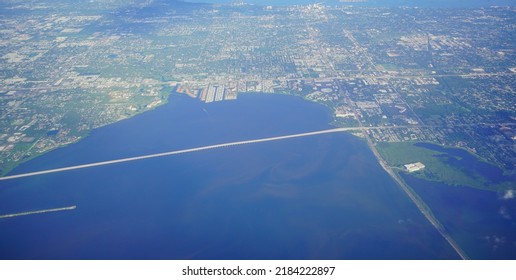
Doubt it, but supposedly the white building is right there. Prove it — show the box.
[404,162,426,173]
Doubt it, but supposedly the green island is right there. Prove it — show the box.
[377,141,514,192]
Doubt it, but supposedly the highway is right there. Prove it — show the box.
[0,205,76,219]
[0,127,361,181]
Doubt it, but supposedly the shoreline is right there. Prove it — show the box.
[1,90,175,178]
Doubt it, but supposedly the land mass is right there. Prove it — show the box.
[1,0,514,193]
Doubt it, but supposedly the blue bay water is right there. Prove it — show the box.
[0,94,458,259]
[401,144,516,259]
[404,174,516,259]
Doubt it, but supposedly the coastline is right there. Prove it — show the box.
[1,90,175,177]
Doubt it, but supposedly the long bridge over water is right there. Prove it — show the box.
[0,125,469,259]
[0,127,362,181]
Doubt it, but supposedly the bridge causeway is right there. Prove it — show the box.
[0,127,358,181]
